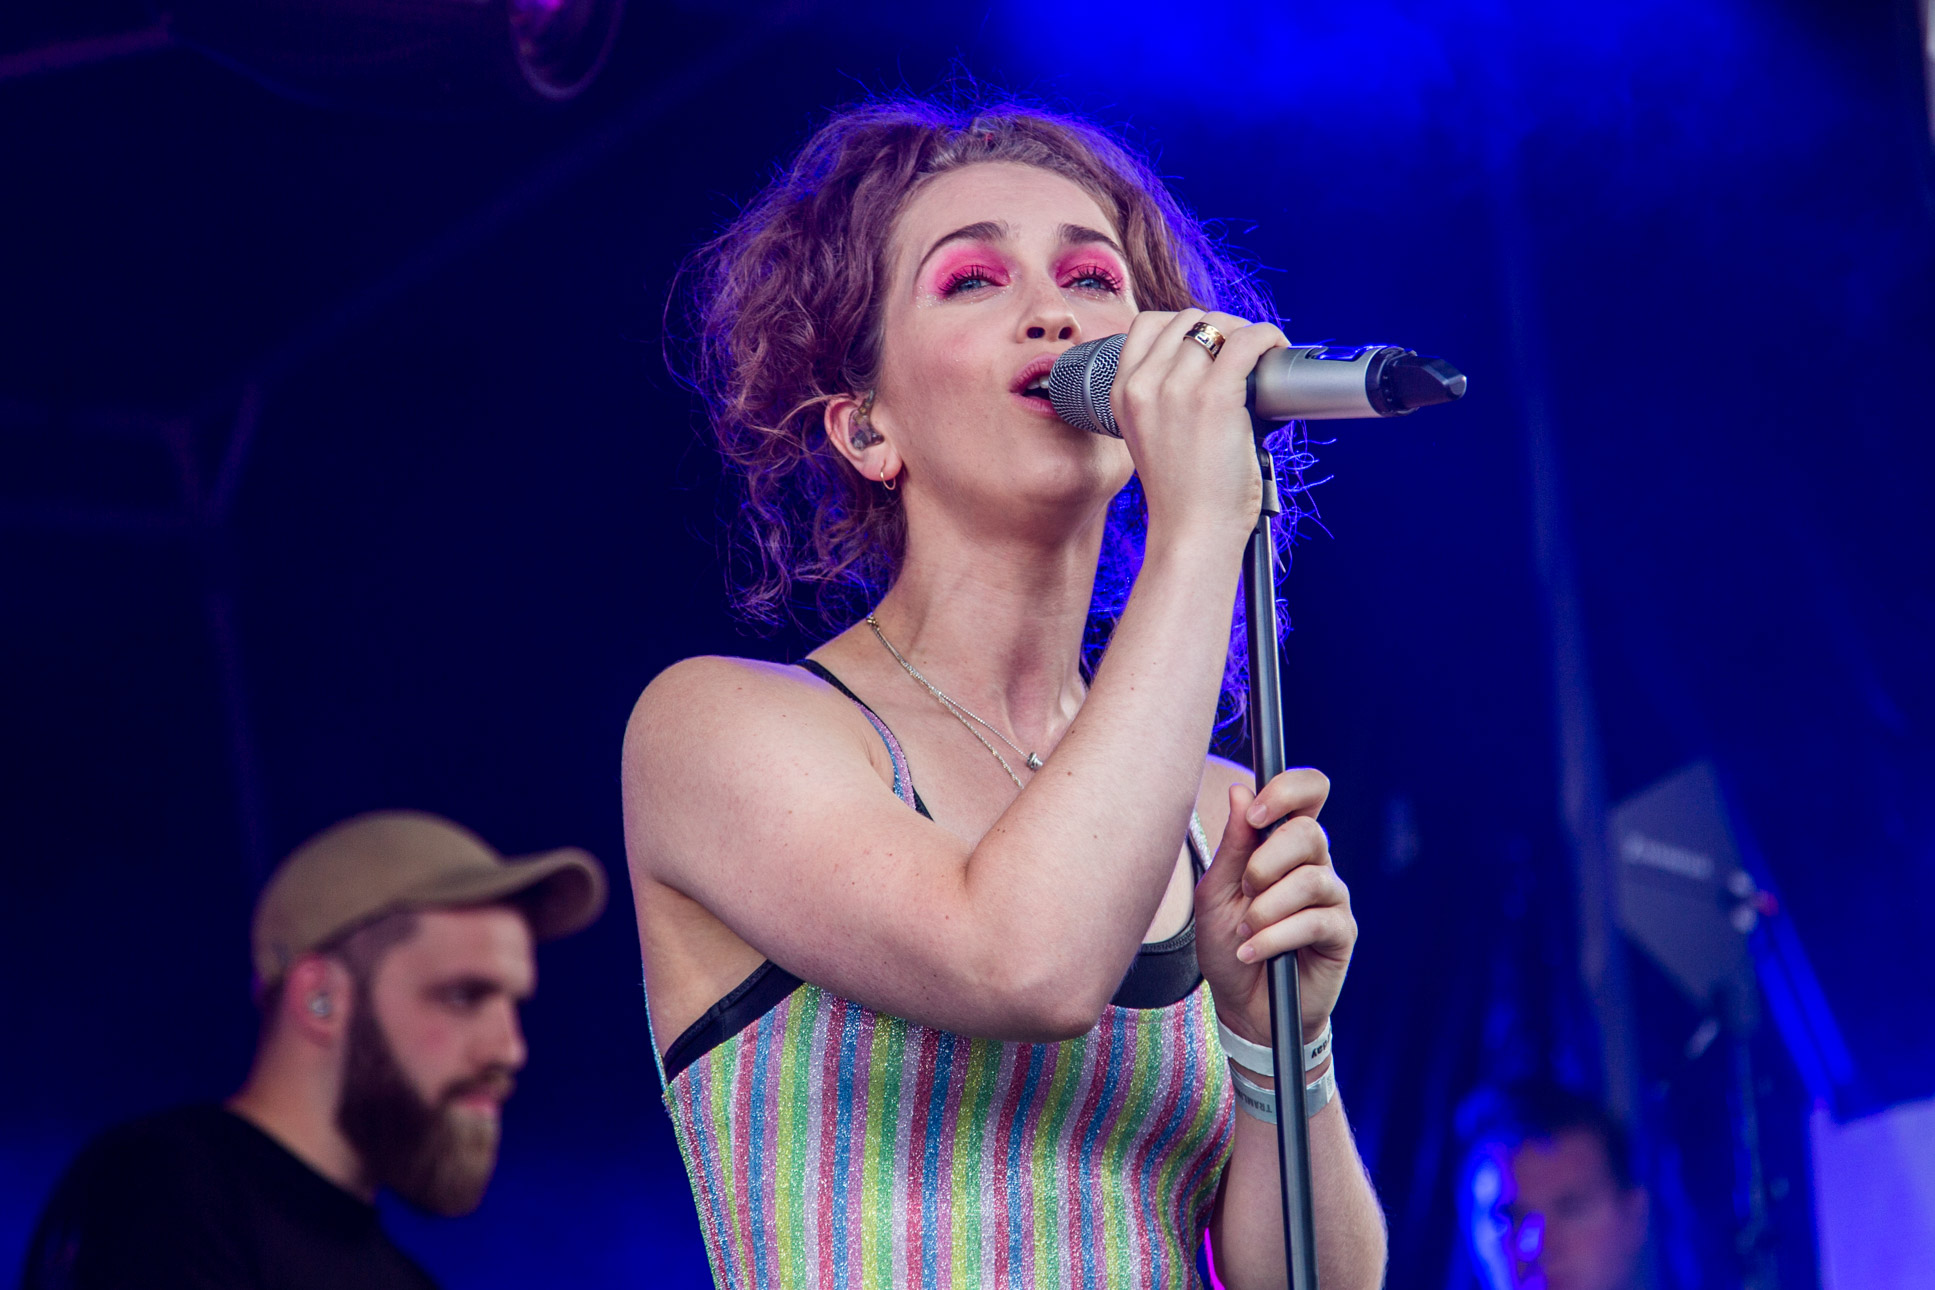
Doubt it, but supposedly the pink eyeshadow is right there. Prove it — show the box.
[1054,247,1127,283]
[925,247,1009,291]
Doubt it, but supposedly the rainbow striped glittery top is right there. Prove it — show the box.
[651,662,1235,1290]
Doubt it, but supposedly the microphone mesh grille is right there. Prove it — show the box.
[1047,334,1126,437]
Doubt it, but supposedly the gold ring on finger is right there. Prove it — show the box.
[1184,320,1226,359]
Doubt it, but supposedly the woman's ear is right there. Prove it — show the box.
[825,390,901,489]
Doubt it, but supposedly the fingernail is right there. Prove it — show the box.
[1236,922,1252,940]
[1246,802,1268,827]
[1240,880,1255,899]
[1237,944,1257,963]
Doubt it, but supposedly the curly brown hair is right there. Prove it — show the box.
[678,96,1280,632]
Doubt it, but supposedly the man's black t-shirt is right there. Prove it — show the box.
[20,1105,438,1290]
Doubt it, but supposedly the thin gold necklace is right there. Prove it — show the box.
[865,613,1044,790]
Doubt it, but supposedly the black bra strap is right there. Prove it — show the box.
[796,657,861,703]
[796,658,934,820]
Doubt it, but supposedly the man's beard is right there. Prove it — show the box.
[335,994,514,1216]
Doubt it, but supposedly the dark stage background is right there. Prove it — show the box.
[4,1,1932,1286]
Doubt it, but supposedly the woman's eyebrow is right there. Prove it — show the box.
[916,220,1008,275]
[1059,223,1127,258]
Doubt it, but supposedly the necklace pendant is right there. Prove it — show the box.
[1025,752,1043,771]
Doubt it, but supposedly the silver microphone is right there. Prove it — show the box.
[1046,334,1468,437]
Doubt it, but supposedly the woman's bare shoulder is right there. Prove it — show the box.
[622,654,869,797]
[626,653,843,735]
[630,653,806,718]
[621,653,888,881]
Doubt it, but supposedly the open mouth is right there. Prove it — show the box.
[1013,355,1058,404]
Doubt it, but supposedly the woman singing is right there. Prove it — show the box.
[623,99,1386,1289]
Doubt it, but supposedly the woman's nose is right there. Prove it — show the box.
[1019,303,1078,343]
[1017,275,1078,343]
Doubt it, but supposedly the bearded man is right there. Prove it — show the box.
[21,811,606,1290]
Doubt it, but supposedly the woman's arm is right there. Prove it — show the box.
[1213,1080,1386,1290]
[625,309,1287,1042]
[1196,768,1388,1290]
[624,521,1243,1043]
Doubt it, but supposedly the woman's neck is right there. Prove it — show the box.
[865,514,1104,754]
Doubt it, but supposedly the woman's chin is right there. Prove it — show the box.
[918,470,1126,545]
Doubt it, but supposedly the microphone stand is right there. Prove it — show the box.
[1041,327,1461,1284]
[1243,416,1321,1290]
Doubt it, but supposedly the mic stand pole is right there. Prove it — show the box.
[1243,421,1321,1290]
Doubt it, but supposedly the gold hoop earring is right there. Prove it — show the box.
[881,468,896,492]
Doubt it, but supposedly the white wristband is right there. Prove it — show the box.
[1229,1057,1339,1123]
[1304,1060,1338,1119]
[1304,1020,1332,1071]
[1216,1017,1333,1078]
[1230,1066,1278,1124]
[1217,1019,1275,1078]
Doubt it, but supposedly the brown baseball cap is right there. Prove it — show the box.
[251,810,608,988]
